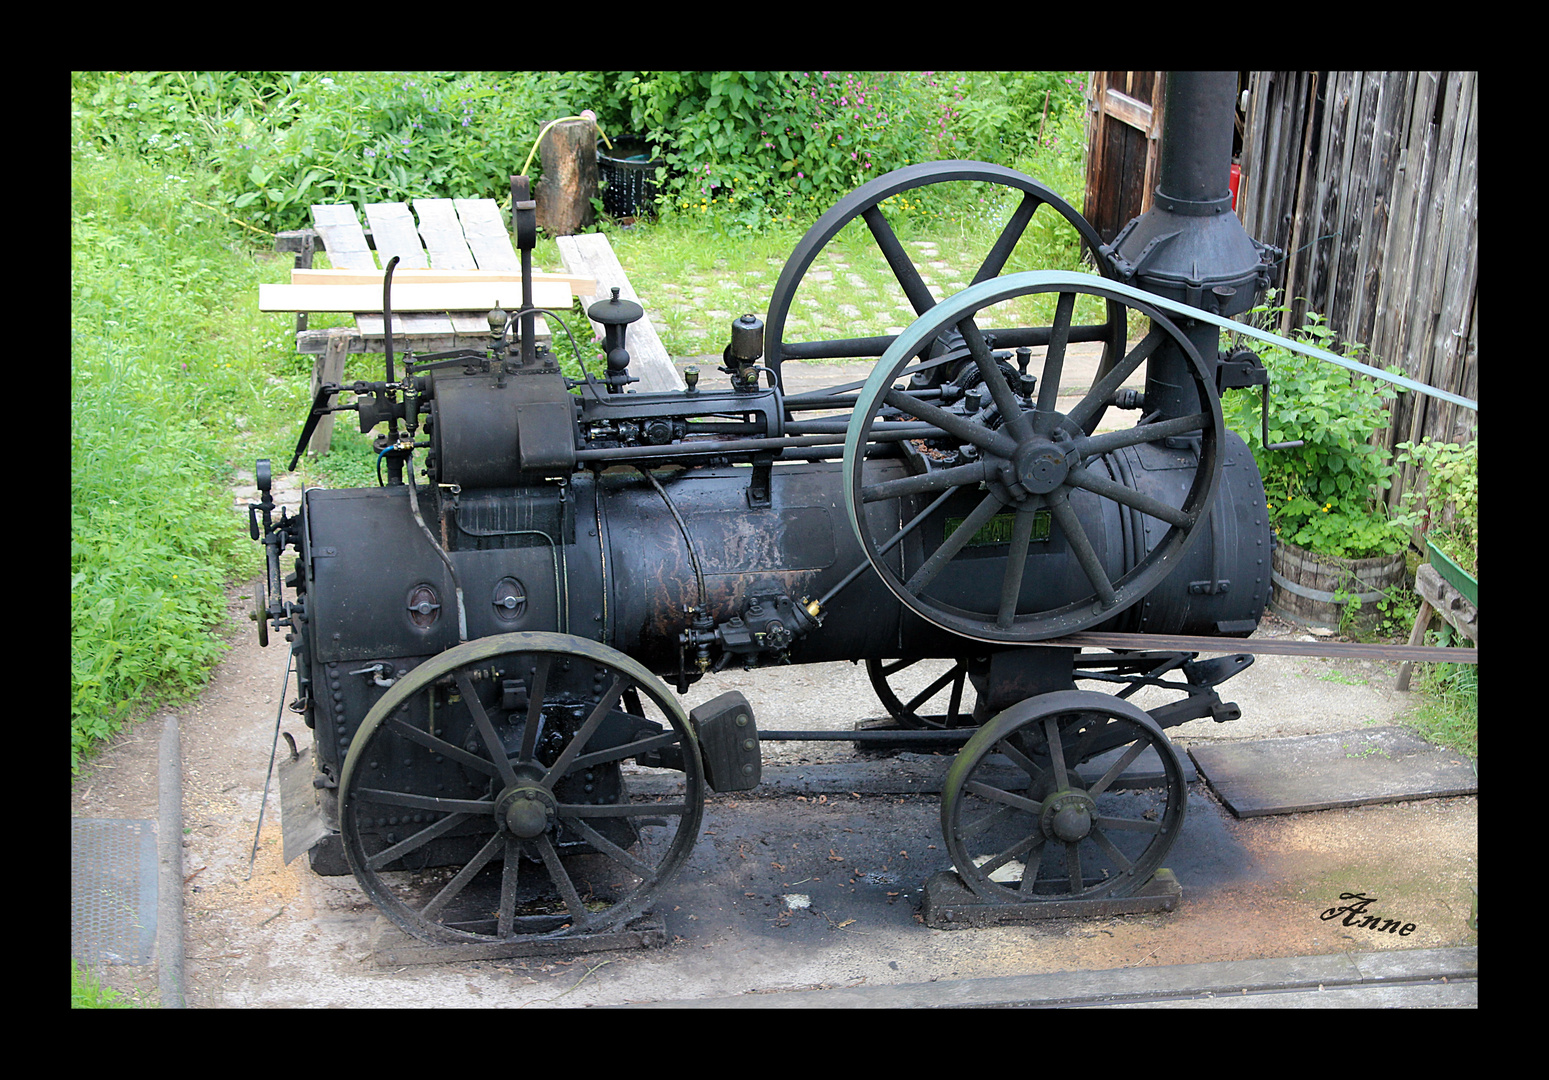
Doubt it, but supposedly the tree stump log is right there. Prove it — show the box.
[535,118,597,237]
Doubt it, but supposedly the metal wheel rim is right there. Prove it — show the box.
[764,160,1124,389]
[941,689,1186,902]
[339,632,705,945]
[842,270,1224,643]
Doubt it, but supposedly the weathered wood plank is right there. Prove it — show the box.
[363,204,430,268]
[556,232,682,392]
[454,199,522,271]
[310,205,377,270]
[261,280,573,313]
[291,268,596,292]
[354,312,456,337]
[412,199,477,269]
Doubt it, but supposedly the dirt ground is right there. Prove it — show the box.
[72,564,1478,1007]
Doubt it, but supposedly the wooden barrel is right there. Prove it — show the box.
[1270,539,1407,631]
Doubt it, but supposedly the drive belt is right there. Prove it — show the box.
[1041,630,1477,665]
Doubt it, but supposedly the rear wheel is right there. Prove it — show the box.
[339,633,704,944]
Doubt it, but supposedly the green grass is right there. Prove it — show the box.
[1403,656,1478,760]
[71,144,304,771]
[71,959,143,1008]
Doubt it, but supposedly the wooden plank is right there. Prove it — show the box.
[354,312,456,337]
[363,204,430,268]
[308,330,352,458]
[310,205,377,270]
[1101,87,1153,133]
[454,199,522,271]
[260,280,573,313]
[291,268,596,292]
[412,199,477,269]
[556,232,683,392]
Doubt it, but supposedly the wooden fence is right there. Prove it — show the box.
[1236,71,1478,509]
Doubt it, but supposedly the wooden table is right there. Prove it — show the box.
[271,199,579,457]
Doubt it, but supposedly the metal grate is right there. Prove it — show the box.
[71,819,158,966]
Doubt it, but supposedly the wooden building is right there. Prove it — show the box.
[1086,71,1478,511]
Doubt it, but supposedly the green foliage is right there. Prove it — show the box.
[1397,433,1478,577]
[71,959,141,1009]
[1223,296,1411,559]
[73,71,569,234]
[71,144,293,772]
[571,71,1089,235]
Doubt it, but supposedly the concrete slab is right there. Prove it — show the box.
[1189,726,1479,818]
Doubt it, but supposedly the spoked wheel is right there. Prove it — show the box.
[842,270,1224,643]
[942,690,1186,902]
[339,633,704,945]
[765,160,1125,413]
[866,657,979,729]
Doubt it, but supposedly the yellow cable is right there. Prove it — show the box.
[521,113,610,178]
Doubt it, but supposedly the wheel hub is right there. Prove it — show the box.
[1014,440,1071,494]
[1041,789,1096,842]
[496,784,556,838]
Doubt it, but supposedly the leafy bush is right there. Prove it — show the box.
[1223,297,1411,559]
[572,71,1090,234]
[1397,433,1478,578]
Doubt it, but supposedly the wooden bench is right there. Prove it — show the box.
[1395,562,1479,690]
[555,233,682,394]
[269,199,682,457]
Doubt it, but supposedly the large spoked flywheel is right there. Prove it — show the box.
[842,270,1224,643]
[339,633,705,945]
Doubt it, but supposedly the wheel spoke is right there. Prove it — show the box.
[862,459,995,504]
[457,670,517,787]
[570,730,682,772]
[1067,464,1195,529]
[1047,489,1116,606]
[355,787,493,816]
[945,665,968,727]
[963,322,1034,442]
[562,800,696,819]
[1063,836,1083,892]
[906,665,964,716]
[1045,716,1070,790]
[995,735,1047,785]
[543,674,627,785]
[881,387,1019,459]
[518,654,551,763]
[905,489,1005,595]
[364,812,473,873]
[1088,823,1137,876]
[1034,291,1076,428]
[1016,836,1050,893]
[420,830,504,920]
[1088,737,1151,797]
[496,836,522,937]
[963,778,1043,815]
[533,832,593,929]
[1077,412,1210,458]
[386,716,501,778]
[861,204,938,318]
[996,503,1042,629]
[563,816,658,880]
[1065,324,1167,432]
[972,193,1041,284]
[975,831,1045,882]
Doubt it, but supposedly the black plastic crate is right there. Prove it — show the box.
[597,137,664,218]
